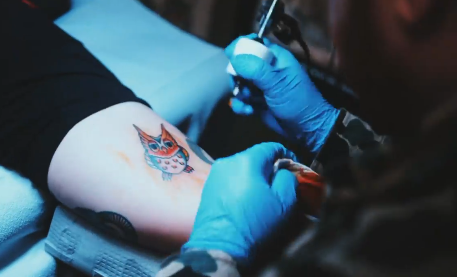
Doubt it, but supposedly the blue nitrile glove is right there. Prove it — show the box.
[182,142,298,264]
[226,34,340,153]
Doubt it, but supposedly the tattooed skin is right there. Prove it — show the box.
[134,124,194,181]
[74,208,138,243]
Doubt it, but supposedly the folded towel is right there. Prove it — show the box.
[0,167,57,277]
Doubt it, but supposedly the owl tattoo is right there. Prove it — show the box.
[134,124,194,181]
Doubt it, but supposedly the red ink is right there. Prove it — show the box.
[134,124,194,181]
[22,0,38,8]
[134,124,179,158]
[184,165,194,173]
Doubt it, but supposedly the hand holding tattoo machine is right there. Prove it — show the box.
[226,0,327,217]
[226,0,310,100]
[227,0,358,116]
[274,159,324,218]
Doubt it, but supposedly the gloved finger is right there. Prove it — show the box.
[262,37,273,46]
[229,97,254,115]
[230,54,279,92]
[241,142,297,175]
[228,76,252,97]
[225,33,258,58]
[271,169,298,210]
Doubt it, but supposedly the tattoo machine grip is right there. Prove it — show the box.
[274,159,325,218]
[226,38,275,97]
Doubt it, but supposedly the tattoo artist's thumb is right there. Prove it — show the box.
[271,169,299,210]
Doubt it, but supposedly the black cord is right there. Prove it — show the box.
[296,35,311,63]
[327,45,336,70]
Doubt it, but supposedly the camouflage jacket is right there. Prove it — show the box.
[156,105,457,277]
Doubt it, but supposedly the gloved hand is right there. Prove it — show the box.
[182,142,298,264]
[226,34,340,153]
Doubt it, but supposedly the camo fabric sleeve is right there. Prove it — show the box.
[156,249,240,277]
[311,109,389,174]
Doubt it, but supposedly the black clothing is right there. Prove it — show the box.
[0,0,150,189]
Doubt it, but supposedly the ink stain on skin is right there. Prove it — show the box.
[116,152,133,168]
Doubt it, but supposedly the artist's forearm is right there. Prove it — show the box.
[157,249,240,277]
[47,102,213,252]
[311,110,389,173]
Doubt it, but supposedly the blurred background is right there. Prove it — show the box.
[138,0,334,68]
[139,0,331,48]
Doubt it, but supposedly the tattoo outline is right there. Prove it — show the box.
[134,124,194,181]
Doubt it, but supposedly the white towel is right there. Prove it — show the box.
[0,167,57,277]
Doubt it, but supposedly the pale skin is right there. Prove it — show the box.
[48,102,213,252]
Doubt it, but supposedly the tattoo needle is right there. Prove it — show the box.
[231,0,279,97]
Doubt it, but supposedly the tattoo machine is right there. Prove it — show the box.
[274,159,325,219]
[226,0,310,104]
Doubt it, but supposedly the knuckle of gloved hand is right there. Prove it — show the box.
[283,78,303,100]
[263,74,290,100]
[270,143,287,159]
[212,158,228,169]
[285,149,297,161]
[255,143,282,162]
[288,65,311,84]
[255,63,276,85]
[271,74,304,105]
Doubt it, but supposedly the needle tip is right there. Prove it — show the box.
[233,86,240,96]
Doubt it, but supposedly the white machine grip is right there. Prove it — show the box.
[226,38,275,76]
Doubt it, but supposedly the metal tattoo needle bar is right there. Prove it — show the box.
[231,0,279,97]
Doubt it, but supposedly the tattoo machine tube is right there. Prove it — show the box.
[274,159,325,217]
[226,38,275,97]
